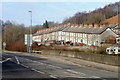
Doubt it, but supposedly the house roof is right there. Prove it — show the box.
[34,24,117,36]
[62,26,108,34]
[34,25,68,36]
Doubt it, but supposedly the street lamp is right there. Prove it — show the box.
[28,11,32,34]
[28,11,32,53]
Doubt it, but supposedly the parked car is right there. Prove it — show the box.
[106,46,120,54]
[116,37,120,44]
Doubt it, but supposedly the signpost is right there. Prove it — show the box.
[25,34,32,53]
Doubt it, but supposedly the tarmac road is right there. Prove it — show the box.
[2,52,119,80]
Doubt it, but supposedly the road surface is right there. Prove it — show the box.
[2,52,119,80]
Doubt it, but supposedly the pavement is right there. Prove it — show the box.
[2,51,120,80]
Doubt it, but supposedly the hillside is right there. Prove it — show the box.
[62,1,120,25]
[105,14,120,24]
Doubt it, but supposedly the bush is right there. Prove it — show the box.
[33,45,53,51]
[6,38,26,52]
[32,42,38,49]
[84,49,93,53]
[95,48,106,54]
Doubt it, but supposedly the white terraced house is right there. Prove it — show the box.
[32,23,119,46]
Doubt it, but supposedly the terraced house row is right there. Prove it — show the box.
[32,23,120,46]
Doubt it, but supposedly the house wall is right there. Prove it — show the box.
[33,27,118,46]
[100,28,118,42]
[33,32,101,46]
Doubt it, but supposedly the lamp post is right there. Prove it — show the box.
[28,11,32,34]
[28,11,32,53]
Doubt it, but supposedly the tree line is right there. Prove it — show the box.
[0,19,59,51]
[62,1,120,25]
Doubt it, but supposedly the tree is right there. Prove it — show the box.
[0,19,4,26]
[31,25,43,34]
[47,21,59,27]
[73,12,88,24]
[63,12,88,24]
[86,12,105,24]
[62,17,71,24]
[62,1,120,24]
[104,7,117,19]
[43,20,49,28]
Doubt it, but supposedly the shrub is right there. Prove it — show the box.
[6,38,26,52]
[33,45,53,50]
[84,49,93,53]
[95,48,106,54]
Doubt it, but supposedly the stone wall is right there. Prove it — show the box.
[41,50,119,66]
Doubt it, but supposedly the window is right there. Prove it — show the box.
[111,50,113,52]
[117,39,120,42]
[81,39,83,43]
[118,49,120,52]
[114,49,116,51]
[107,50,109,52]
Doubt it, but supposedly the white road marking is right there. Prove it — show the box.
[21,64,29,68]
[31,68,45,74]
[19,57,46,65]
[20,63,45,74]
[66,69,86,75]
[1,58,11,63]
[48,64,62,69]
[3,53,104,79]
[15,56,20,64]
[78,72,86,75]
[67,69,78,74]
[91,76,101,78]
[66,69,101,79]
[50,75,57,79]
[19,57,62,69]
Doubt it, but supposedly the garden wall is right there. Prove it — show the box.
[41,50,119,66]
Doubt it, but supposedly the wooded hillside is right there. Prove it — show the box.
[62,1,120,25]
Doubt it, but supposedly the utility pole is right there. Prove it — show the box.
[0,22,5,52]
[0,26,2,52]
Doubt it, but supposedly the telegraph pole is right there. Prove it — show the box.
[0,26,2,52]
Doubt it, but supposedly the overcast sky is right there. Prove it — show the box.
[1,0,119,27]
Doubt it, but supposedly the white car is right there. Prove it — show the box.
[116,37,120,44]
[114,47,120,54]
[106,46,120,54]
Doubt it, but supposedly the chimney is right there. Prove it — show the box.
[89,24,93,27]
[75,24,79,27]
[94,24,98,27]
[79,24,82,27]
[101,24,105,27]
[98,24,104,27]
[84,24,88,27]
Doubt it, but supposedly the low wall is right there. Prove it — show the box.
[41,50,120,66]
